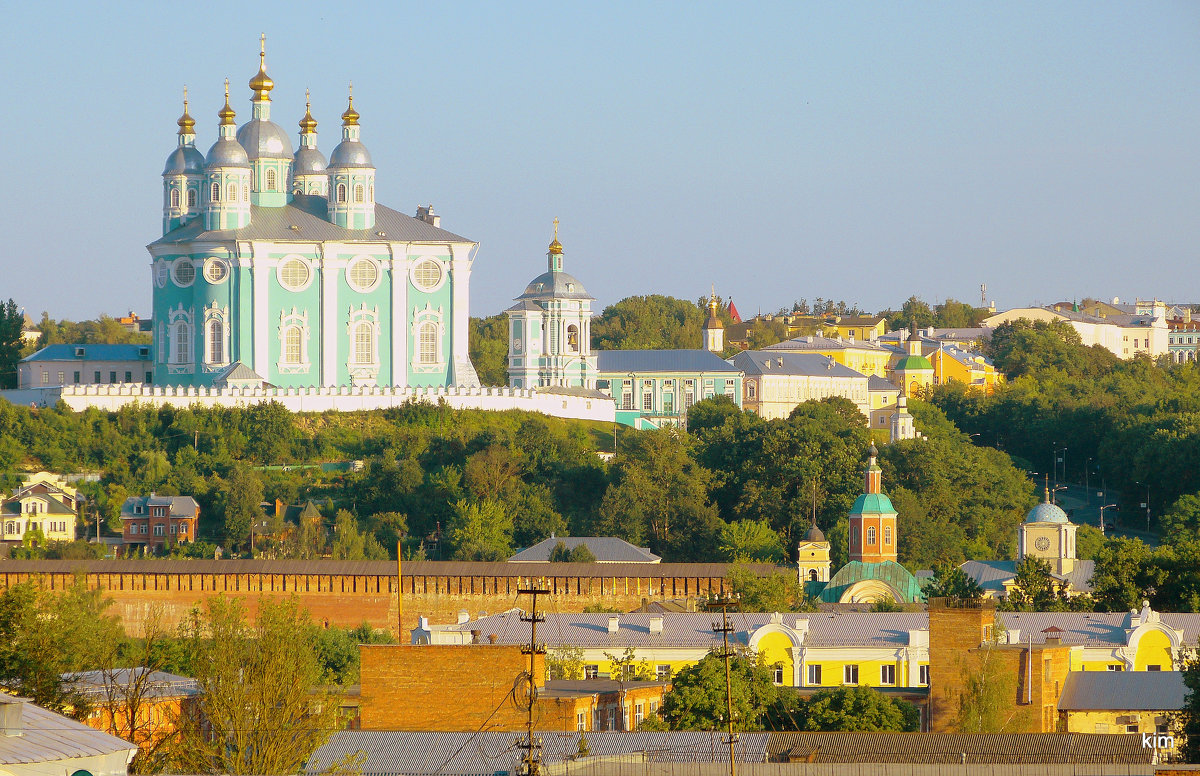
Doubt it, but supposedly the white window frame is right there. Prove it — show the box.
[167,305,194,368]
[347,305,381,385]
[843,664,859,686]
[880,664,895,685]
[203,302,230,369]
[277,308,312,374]
[807,664,822,685]
[346,256,381,293]
[410,257,448,293]
[412,306,446,373]
[277,256,314,292]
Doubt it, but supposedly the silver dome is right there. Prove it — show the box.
[206,137,251,168]
[516,270,594,301]
[236,119,293,160]
[163,145,206,176]
[293,146,328,176]
[328,139,373,168]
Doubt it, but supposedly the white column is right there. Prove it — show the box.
[449,243,474,373]
[321,248,338,387]
[390,246,408,386]
[251,253,269,378]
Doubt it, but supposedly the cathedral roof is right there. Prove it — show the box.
[163,145,206,176]
[1026,501,1070,524]
[894,354,933,371]
[328,139,373,168]
[516,270,594,301]
[293,147,328,176]
[237,119,294,160]
[150,193,470,247]
[819,560,924,604]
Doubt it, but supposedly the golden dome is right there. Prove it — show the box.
[299,89,317,133]
[249,34,273,100]
[218,79,237,126]
[177,87,196,135]
[342,83,360,126]
[548,217,563,255]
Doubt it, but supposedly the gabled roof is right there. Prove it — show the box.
[596,349,740,375]
[763,335,889,352]
[867,375,900,393]
[508,536,661,563]
[212,361,265,385]
[730,351,867,378]
[0,696,137,766]
[1058,670,1185,711]
[150,193,470,247]
[120,495,199,518]
[21,344,152,363]
[767,732,1152,765]
[63,668,202,701]
[960,559,1096,595]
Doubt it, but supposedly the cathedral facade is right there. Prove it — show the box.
[149,42,479,389]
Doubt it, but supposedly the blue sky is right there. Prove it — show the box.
[2,1,1198,320]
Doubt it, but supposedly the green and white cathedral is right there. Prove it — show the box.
[150,42,479,389]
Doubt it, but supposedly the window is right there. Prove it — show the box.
[1147,665,1162,671]
[621,393,632,410]
[109,371,117,383]
[634,703,644,725]
[204,260,228,284]
[170,189,180,207]
[283,326,303,365]
[208,319,225,364]
[173,258,196,286]
[607,708,616,731]
[228,183,237,201]
[265,168,277,191]
[73,371,80,384]
[663,393,674,414]
[567,324,579,352]
[884,526,892,545]
[211,182,220,202]
[772,664,784,684]
[124,371,132,383]
[279,258,312,291]
[352,321,374,365]
[1126,724,1139,733]
[411,259,444,292]
[354,184,364,203]
[187,189,197,207]
[656,664,671,681]
[347,257,380,292]
[843,665,858,685]
[1107,664,1124,672]
[179,523,188,535]
[880,665,895,685]
[336,183,347,203]
[807,665,822,685]
[747,381,757,399]
[576,712,585,731]
[585,665,599,679]
[155,261,169,288]
[919,665,929,685]
[170,524,177,534]
[57,371,64,384]
[153,525,164,536]
[173,323,191,364]
[866,526,876,544]
[242,184,249,201]
[146,371,153,383]
[650,700,658,713]
[94,370,101,382]
[643,392,653,411]
[418,321,439,365]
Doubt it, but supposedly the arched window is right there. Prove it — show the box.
[265,169,277,191]
[170,189,180,208]
[418,321,438,364]
[567,324,579,353]
[207,319,224,364]
[173,322,191,364]
[242,184,249,201]
[210,182,220,202]
[808,569,817,582]
[283,326,303,365]
[187,189,197,207]
[352,322,374,364]
[866,526,876,545]
[336,183,347,203]
[354,184,364,203]
[369,183,374,201]
[227,183,237,202]
[884,526,892,545]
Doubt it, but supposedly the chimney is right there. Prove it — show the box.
[415,204,440,228]
[649,615,663,634]
[777,357,783,368]
[418,616,429,631]
[457,610,470,625]
[0,698,23,737]
[608,615,619,634]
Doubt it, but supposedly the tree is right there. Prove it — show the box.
[603,647,654,682]
[719,520,786,563]
[447,499,513,561]
[1004,557,1064,611]
[330,510,388,560]
[547,645,585,680]
[172,597,339,775]
[956,638,1025,733]
[0,299,24,389]
[1090,537,1155,612]
[726,564,813,612]
[1162,493,1200,540]
[468,314,509,386]
[591,295,708,351]
[804,686,919,731]
[219,468,264,552]
[649,652,779,731]
[549,541,596,563]
[921,562,983,600]
[1180,642,1200,762]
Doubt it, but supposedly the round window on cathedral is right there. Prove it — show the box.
[172,259,196,287]
[347,256,380,293]
[410,258,446,293]
[278,257,313,292]
[203,259,229,285]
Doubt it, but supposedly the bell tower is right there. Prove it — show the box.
[847,444,898,564]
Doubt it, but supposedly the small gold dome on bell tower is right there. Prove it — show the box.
[249,34,274,101]
[218,79,237,126]
[177,86,196,135]
[548,217,563,255]
[299,89,318,133]
[341,83,360,126]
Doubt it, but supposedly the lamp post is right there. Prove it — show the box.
[1085,457,1094,506]
[1098,504,1118,535]
[1051,485,1067,506]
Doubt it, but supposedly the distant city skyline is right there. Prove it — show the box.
[1,1,1197,321]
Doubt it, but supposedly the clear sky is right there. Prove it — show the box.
[2,1,1198,321]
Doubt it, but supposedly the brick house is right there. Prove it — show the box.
[120,494,199,549]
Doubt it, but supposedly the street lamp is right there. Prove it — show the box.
[1098,504,1118,535]
[1050,485,1067,506]
[1085,457,1094,506]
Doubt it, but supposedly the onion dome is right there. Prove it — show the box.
[237,120,292,159]
[705,290,724,330]
[299,91,318,133]
[341,84,360,126]
[177,89,196,136]
[163,90,206,175]
[217,80,237,126]
[207,80,250,168]
[328,87,373,168]
[248,35,273,100]
[803,523,826,543]
[1026,488,1070,524]
[868,442,879,459]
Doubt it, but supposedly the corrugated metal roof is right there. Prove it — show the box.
[961,560,1095,595]
[20,344,152,363]
[306,731,772,775]
[63,668,202,701]
[509,537,661,564]
[729,351,866,378]
[766,732,1152,764]
[1058,671,1185,711]
[0,697,137,765]
[763,336,889,352]
[596,349,741,374]
[150,193,470,247]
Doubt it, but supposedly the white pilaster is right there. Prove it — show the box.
[252,253,269,378]
[321,248,338,386]
[390,245,408,386]
[449,243,474,365]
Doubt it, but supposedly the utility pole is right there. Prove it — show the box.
[518,579,550,776]
[708,595,740,776]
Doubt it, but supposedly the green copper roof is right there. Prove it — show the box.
[850,493,897,515]
[895,354,933,370]
[819,561,924,603]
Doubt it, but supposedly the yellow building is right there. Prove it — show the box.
[762,335,892,378]
[929,346,1002,395]
[731,351,870,420]
[1058,670,1182,746]
[891,331,934,397]
[819,315,888,342]
[1,471,80,545]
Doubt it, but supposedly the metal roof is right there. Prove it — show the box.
[960,560,1096,595]
[596,349,741,375]
[150,193,470,247]
[1058,671,1185,711]
[729,351,867,378]
[62,668,202,701]
[766,732,1152,765]
[763,335,889,352]
[867,375,899,392]
[306,731,772,775]
[21,344,152,363]
[509,537,661,564]
[0,697,137,766]
[819,561,923,605]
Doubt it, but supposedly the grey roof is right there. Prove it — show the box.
[596,349,741,375]
[293,146,328,175]
[508,536,661,563]
[163,144,206,175]
[329,139,373,168]
[867,374,899,392]
[993,606,1200,646]
[21,344,151,363]
[206,135,250,167]
[236,118,294,159]
[767,732,1152,765]
[433,611,929,649]
[729,351,867,379]
[1058,671,1185,711]
[212,361,265,384]
[505,299,543,313]
[516,270,594,301]
[540,679,669,697]
[959,559,1096,595]
[151,193,470,246]
[0,696,137,766]
[306,731,771,775]
[120,494,199,519]
[764,335,890,352]
[63,668,202,701]
[1027,500,1070,524]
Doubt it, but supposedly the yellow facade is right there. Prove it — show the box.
[770,341,892,378]
[930,348,1002,395]
[822,317,888,342]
